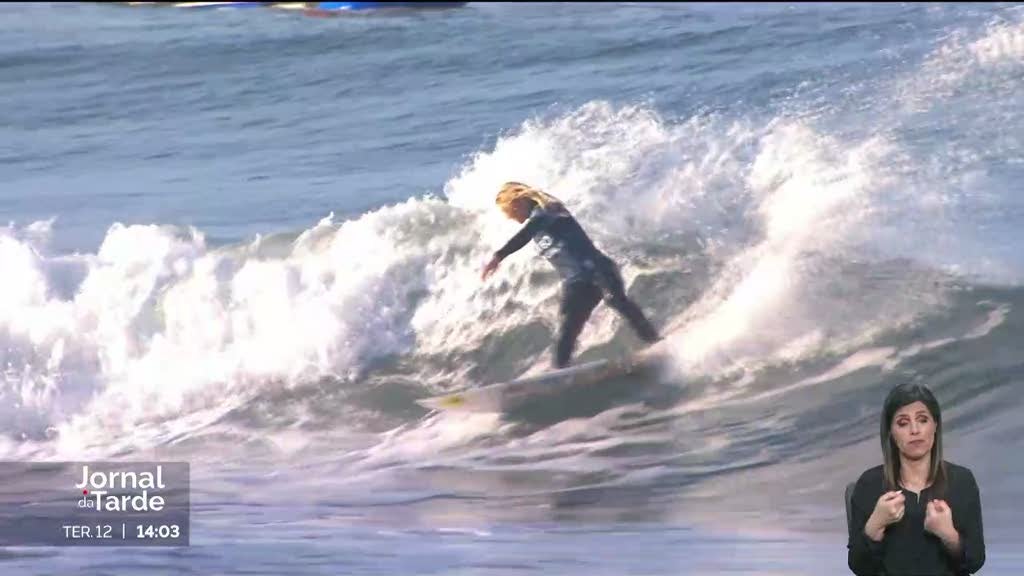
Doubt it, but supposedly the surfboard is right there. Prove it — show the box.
[416,345,667,414]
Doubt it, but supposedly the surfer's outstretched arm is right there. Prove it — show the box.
[481,210,549,280]
[495,212,547,259]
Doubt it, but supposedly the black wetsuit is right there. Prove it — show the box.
[494,205,661,368]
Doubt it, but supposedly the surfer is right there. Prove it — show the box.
[481,182,662,369]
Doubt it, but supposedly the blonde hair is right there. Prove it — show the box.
[495,182,566,216]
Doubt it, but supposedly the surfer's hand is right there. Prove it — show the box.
[481,256,500,280]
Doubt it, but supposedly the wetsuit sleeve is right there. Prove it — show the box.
[494,211,550,260]
[848,477,886,576]
[953,469,985,575]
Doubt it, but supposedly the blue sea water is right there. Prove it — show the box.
[1,2,1023,574]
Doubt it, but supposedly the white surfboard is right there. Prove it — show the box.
[416,346,666,414]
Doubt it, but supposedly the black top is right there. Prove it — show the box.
[848,462,985,576]
[494,205,608,283]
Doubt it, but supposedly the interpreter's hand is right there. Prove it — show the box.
[865,490,905,541]
[873,490,906,526]
[925,499,956,540]
[481,256,500,281]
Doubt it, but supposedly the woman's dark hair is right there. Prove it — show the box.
[880,383,946,496]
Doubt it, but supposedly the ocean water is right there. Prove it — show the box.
[1,2,1023,574]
